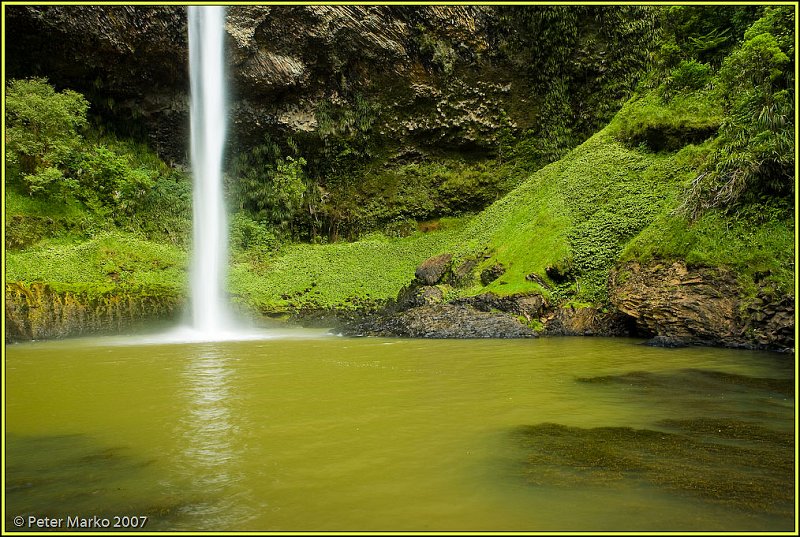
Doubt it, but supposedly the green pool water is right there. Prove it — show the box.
[5,330,795,531]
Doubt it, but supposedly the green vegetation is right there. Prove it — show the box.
[4,79,190,314]
[443,127,694,303]
[308,159,523,242]
[434,5,794,305]
[5,232,187,292]
[622,208,794,298]
[647,5,795,217]
[228,218,468,313]
[6,78,89,196]
[5,5,794,327]
[608,91,723,151]
[229,112,523,243]
[492,5,658,168]
[5,78,192,248]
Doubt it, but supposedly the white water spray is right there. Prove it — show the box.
[188,6,230,335]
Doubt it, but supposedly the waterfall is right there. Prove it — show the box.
[188,6,230,334]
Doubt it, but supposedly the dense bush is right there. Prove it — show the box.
[229,134,308,235]
[5,78,191,243]
[662,59,712,96]
[655,5,760,68]
[229,212,279,259]
[492,6,658,168]
[610,92,722,152]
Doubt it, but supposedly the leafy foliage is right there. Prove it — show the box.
[655,5,760,69]
[228,219,469,312]
[230,140,307,232]
[6,7,794,320]
[6,232,187,290]
[679,7,794,217]
[306,159,521,241]
[623,206,794,298]
[229,212,279,260]
[662,59,712,97]
[492,6,658,168]
[6,78,89,195]
[609,92,722,152]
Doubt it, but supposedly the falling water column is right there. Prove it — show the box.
[188,6,230,334]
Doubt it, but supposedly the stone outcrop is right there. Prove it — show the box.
[541,306,634,337]
[344,303,536,339]
[414,253,453,285]
[5,282,183,342]
[5,5,655,164]
[480,263,506,285]
[342,256,793,350]
[5,6,189,162]
[340,254,636,339]
[453,292,547,321]
[608,261,794,352]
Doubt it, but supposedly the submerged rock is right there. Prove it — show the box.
[643,335,688,348]
[512,420,793,516]
[576,368,794,399]
[6,433,194,529]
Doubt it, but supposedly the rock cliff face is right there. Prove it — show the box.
[6,6,189,161]
[608,261,794,352]
[5,282,183,342]
[5,5,655,164]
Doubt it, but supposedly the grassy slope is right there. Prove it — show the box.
[224,96,716,311]
[5,231,187,294]
[449,130,683,301]
[228,220,467,312]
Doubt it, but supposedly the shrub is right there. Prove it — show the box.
[229,212,279,257]
[664,60,712,95]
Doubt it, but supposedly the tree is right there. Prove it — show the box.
[6,78,89,195]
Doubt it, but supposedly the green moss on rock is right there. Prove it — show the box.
[5,281,184,341]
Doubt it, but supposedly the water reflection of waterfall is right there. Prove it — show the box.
[173,346,250,529]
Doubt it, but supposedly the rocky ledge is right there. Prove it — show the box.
[608,261,794,352]
[339,253,634,339]
[345,303,536,339]
[340,254,794,352]
[5,282,183,342]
